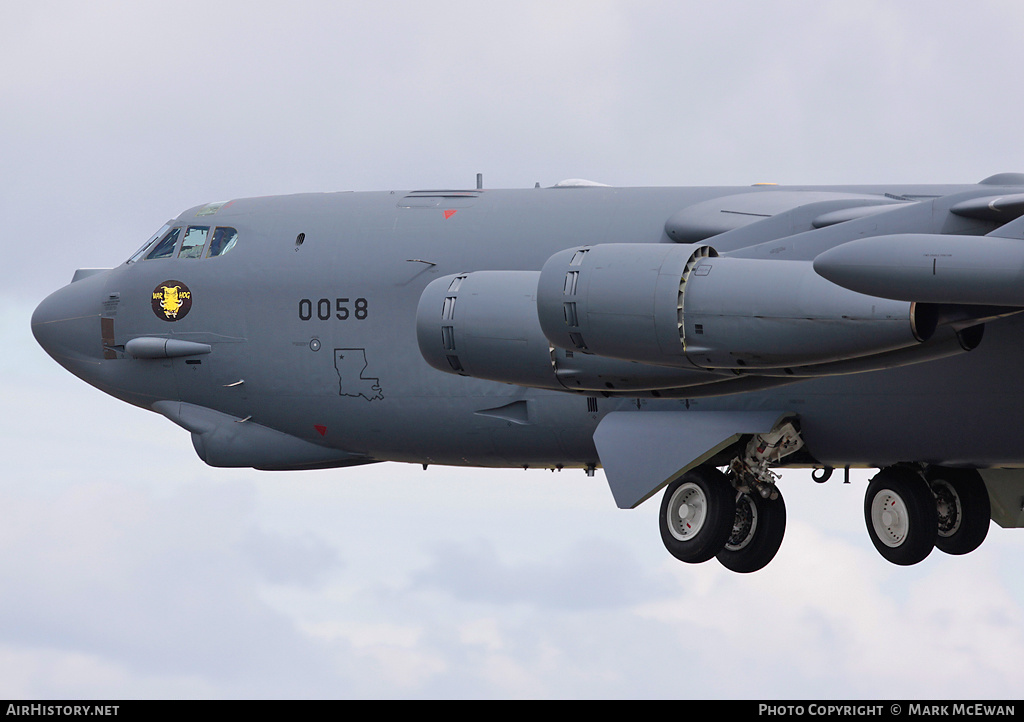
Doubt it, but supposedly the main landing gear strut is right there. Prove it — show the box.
[659,422,801,574]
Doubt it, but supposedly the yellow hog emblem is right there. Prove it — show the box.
[151,280,193,321]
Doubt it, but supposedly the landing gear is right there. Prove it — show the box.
[660,467,737,564]
[717,489,787,574]
[658,457,993,571]
[864,466,937,566]
[927,468,991,556]
[659,467,788,572]
[863,465,993,565]
[659,422,803,571]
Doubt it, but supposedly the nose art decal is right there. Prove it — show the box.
[152,280,193,321]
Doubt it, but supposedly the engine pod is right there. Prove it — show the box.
[538,244,713,366]
[417,271,556,388]
[416,270,723,391]
[538,243,931,370]
[681,257,931,369]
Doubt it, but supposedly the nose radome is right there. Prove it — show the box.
[32,271,111,366]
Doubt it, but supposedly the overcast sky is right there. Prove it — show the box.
[5,0,1024,699]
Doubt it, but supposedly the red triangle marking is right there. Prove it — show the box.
[314,425,327,436]
[443,209,457,219]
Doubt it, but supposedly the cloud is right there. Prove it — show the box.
[0,472,347,697]
[410,537,673,610]
[241,528,342,588]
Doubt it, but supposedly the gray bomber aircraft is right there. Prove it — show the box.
[32,174,1024,573]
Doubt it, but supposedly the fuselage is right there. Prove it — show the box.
[31,181,1024,470]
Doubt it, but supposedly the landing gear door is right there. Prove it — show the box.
[594,411,791,509]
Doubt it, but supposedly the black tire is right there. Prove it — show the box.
[660,467,737,564]
[927,468,991,556]
[716,489,787,574]
[864,467,937,566]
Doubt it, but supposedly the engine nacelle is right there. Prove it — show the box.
[537,244,934,370]
[416,271,723,391]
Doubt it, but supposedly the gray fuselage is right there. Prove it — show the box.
[32,182,1024,471]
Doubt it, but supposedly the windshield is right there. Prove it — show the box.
[125,221,240,263]
[126,222,172,263]
[145,227,182,260]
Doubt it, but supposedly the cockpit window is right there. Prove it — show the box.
[178,226,209,259]
[127,222,171,263]
[207,227,238,258]
[129,223,237,262]
[145,227,182,260]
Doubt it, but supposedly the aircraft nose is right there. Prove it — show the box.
[32,272,110,366]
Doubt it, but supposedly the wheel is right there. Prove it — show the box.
[927,468,991,556]
[864,467,937,566]
[716,488,787,573]
[660,467,737,564]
